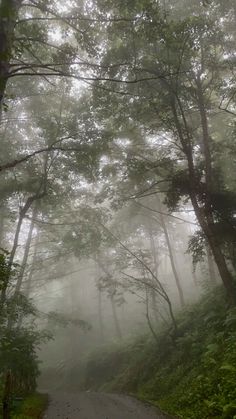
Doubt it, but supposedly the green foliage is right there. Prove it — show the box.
[187,231,206,267]
[11,393,48,419]
[0,328,50,396]
[0,249,17,293]
[0,251,51,397]
[80,287,236,419]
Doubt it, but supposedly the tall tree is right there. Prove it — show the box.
[86,0,236,302]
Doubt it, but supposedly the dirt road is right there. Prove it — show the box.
[43,391,173,419]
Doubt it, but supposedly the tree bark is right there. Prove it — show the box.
[13,206,38,297]
[23,229,40,299]
[170,92,236,304]
[0,0,23,112]
[0,208,24,306]
[0,192,45,307]
[147,224,160,323]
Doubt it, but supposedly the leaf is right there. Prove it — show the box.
[220,363,236,373]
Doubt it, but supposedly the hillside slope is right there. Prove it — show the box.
[81,288,236,419]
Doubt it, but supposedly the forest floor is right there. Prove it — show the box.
[43,391,174,419]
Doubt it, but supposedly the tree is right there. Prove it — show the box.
[86,0,236,303]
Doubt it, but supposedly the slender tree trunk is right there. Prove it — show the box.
[13,206,38,297]
[148,225,159,276]
[0,193,44,308]
[110,295,122,340]
[145,288,159,343]
[2,370,12,419]
[98,288,104,342]
[96,262,105,342]
[206,244,217,285]
[23,230,40,298]
[0,205,5,246]
[7,207,38,329]
[95,257,122,339]
[147,225,159,323]
[16,229,40,329]
[156,198,185,307]
[0,210,24,306]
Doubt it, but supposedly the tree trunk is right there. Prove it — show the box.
[148,225,159,276]
[23,229,40,299]
[156,198,185,307]
[0,210,24,306]
[0,0,22,112]
[206,244,217,285]
[0,193,44,308]
[0,205,6,246]
[13,206,37,297]
[95,257,122,339]
[145,288,159,343]
[2,370,12,419]
[110,295,122,340]
[98,288,104,342]
[196,77,236,300]
[147,226,159,323]
[171,93,236,304]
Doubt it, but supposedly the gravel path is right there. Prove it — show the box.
[43,391,174,419]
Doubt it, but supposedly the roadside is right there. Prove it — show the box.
[9,393,48,419]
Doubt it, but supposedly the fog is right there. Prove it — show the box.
[0,1,235,418]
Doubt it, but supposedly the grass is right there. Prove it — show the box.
[11,393,48,419]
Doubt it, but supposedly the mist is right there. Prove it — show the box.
[0,1,236,418]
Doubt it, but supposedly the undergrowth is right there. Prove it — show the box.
[81,287,236,419]
[2,393,48,419]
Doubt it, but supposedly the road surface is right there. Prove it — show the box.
[43,391,174,419]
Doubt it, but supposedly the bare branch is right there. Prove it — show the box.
[0,136,81,173]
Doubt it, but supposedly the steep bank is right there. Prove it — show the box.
[80,288,236,419]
